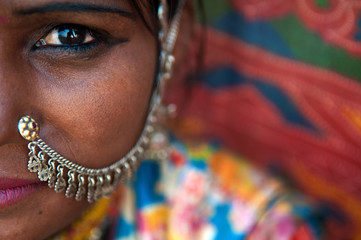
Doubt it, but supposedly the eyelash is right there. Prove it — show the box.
[32,24,105,54]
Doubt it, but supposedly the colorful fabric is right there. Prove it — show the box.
[111,137,322,240]
[166,0,361,239]
[53,1,361,239]
[50,189,122,240]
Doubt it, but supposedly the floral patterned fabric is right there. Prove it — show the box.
[112,137,323,240]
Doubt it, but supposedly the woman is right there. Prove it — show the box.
[0,0,323,239]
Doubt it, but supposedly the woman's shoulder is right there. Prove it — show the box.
[130,137,323,239]
[158,137,323,239]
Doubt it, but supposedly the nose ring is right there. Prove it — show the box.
[18,116,39,141]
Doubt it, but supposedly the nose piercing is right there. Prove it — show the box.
[18,116,39,141]
[17,114,155,203]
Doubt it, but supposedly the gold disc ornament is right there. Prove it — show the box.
[18,116,39,141]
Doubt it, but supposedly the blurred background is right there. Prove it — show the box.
[167,0,361,239]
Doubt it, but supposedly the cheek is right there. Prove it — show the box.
[31,40,157,167]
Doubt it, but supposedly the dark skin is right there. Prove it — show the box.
[0,0,184,239]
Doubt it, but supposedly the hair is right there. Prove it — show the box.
[129,0,206,91]
[129,0,180,34]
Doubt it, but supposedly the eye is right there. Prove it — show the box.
[35,24,96,47]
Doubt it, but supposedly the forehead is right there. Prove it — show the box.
[0,0,134,17]
[0,0,159,31]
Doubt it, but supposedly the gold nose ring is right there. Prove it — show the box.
[18,116,39,141]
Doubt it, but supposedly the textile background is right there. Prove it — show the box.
[167,1,361,239]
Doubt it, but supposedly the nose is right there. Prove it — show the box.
[0,57,28,145]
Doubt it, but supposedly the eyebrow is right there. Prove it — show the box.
[15,2,134,19]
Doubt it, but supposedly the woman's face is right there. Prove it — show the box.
[0,0,157,239]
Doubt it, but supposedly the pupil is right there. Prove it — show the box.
[58,27,86,45]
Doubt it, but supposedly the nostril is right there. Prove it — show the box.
[0,102,27,145]
[0,69,32,145]
[0,122,17,145]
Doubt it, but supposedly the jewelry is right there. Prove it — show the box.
[18,114,155,203]
[17,0,185,203]
[143,103,177,162]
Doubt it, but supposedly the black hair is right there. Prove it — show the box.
[129,0,206,92]
[129,0,180,34]
[129,0,205,32]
